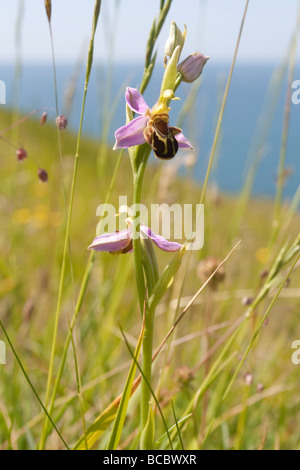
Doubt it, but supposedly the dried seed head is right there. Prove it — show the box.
[197,256,225,289]
[44,0,51,23]
[16,147,27,161]
[174,366,194,388]
[242,296,253,306]
[260,269,269,278]
[244,372,253,386]
[56,115,67,130]
[40,112,47,125]
[38,168,48,183]
[257,383,264,393]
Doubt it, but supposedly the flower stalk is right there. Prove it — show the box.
[88,18,209,448]
[39,0,102,449]
[130,144,155,437]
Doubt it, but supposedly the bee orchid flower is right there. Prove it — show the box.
[88,217,182,255]
[113,87,192,160]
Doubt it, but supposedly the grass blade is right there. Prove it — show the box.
[106,314,145,450]
[74,309,145,450]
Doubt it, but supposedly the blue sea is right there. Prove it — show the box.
[1,61,300,199]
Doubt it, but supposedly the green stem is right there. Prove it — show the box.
[39,94,85,450]
[140,240,159,440]
[39,148,122,445]
[200,0,250,205]
[131,144,151,308]
[132,170,146,312]
[39,0,102,449]
[202,250,300,446]
[0,320,69,450]
[130,145,157,442]
[140,304,155,435]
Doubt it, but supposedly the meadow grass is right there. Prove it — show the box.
[0,0,300,451]
[1,104,299,449]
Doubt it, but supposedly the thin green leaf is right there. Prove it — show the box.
[148,248,185,315]
[154,414,192,448]
[122,325,174,450]
[0,320,69,450]
[170,399,184,450]
[74,310,145,450]
[106,315,145,450]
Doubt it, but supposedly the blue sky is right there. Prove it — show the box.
[0,0,300,65]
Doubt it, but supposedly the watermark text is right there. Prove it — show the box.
[0,80,6,104]
[95,196,204,251]
[0,340,6,364]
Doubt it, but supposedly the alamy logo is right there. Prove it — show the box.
[291,340,300,365]
[0,80,6,104]
[291,80,300,105]
[96,196,204,251]
[0,340,6,364]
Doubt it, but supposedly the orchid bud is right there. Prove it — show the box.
[164,21,187,65]
[16,147,27,161]
[38,168,48,182]
[160,45,181,95]
[178,52,209,83]
[56,115,67,130]
[242,296,253,306]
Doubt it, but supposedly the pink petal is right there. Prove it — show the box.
[140,225,182,252]
[88,229,131,252]
[125,87,149,115]
[174,132,193,149]
[113,115,148,149]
